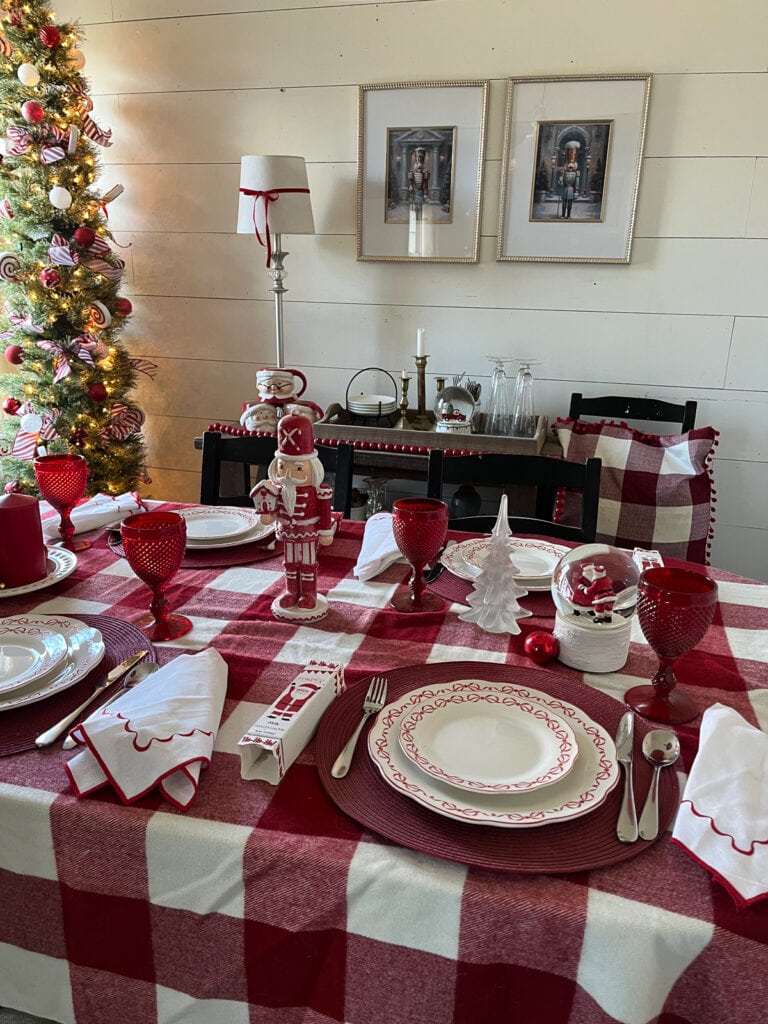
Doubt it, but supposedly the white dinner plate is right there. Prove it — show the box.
[398,689,577,794]
[0,619,69,696]
[457,537,569,580]
[368,680,619,828]
[0,615,105,713]
[179,506,260,542]
[0,547,77,600]
[185,519,275,550]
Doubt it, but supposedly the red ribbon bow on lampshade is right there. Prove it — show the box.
[239,187,310,267]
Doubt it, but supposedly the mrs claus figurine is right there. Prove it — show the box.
[250,413,335,622]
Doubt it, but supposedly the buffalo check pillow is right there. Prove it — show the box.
[552,419,718,564]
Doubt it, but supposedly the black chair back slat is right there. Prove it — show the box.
[568,393,697,433]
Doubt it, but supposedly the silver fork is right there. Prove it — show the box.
[331,676,388,778]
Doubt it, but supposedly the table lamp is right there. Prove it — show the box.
[237,155,315,368]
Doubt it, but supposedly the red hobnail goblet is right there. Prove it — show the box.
[625,567,718,724]
[121,511,192,641]
[390,497,448,613]
[33,453,91,552]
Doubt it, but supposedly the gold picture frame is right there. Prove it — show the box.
[497,74,652,263]
[357,81,488,263]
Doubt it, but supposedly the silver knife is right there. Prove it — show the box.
[615,711,639,843]
[35,651,148,748]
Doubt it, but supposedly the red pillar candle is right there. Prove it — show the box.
[0,493,48,589]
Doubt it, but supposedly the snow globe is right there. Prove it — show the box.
[551,543,640,672]
[434,382,475,435]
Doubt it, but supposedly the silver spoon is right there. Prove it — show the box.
[62,661,160,749]
[638,729,681,840]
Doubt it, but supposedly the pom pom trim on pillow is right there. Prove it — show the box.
[551,418,719,565]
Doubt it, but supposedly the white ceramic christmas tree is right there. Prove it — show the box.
[459,495,533,634]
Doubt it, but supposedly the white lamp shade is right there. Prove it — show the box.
[237,155,315,236]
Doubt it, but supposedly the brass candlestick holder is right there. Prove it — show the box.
[396,375,411,429]
[409,354,433,431]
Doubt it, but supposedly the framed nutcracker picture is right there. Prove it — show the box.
[497,74,652,263]
[357,80,488,263]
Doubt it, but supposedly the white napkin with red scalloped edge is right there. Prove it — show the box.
[671,703,768,906]
[353,512,404,581]
[42,491,145,540]
[65,648,227,810]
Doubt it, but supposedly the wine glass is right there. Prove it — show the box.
[390,498,448,613]
[485,356,515,435]
[510,360,539,438]
[120,511,192,641]
[33,453,91,552]
[624,567,718,724]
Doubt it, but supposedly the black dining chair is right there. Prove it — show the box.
[199,430,354,517]
[569,393,697,433]
[426,449,602,543]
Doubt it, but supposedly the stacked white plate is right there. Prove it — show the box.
[347,393,398,417]
[178,507,275,550]
[0,547,78,600]
[0,614,105,712]
[441,537,569,592]
[368,678,619,828]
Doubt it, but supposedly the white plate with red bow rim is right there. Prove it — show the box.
[179,507,268,545]
[369,680,618,828]
[398,689,577,794]
[0,548,77,600]
[0,619,70,696]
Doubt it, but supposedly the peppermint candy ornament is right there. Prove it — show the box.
[109,403,145,440]
[88,301,112,329]
[0,251,21,281]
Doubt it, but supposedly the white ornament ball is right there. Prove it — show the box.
[49,186,73,210]
[20,412,43,434]
[68,49,85,70]
[17,63,41,87]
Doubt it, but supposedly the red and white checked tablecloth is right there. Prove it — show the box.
[1,515,767,1024]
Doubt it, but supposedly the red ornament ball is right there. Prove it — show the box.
[524,631,560,665]
[69,427,87,448]
[39,267,60,288]
[113,297,133,317]
[2,396,21,415]
[4,344,23,365]
[21,100,44,124]
[87,382,108,403]
[73,226,96,248]
[39,25,62,48]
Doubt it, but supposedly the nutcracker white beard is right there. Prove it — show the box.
[279,477,298,516]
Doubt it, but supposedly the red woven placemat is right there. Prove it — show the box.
[0,615,156,757]
[428,571,556,616]
[316,661,678,875]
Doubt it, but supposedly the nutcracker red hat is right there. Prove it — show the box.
[276,412,317,462]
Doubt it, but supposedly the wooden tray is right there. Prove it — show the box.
[315,404,548,454]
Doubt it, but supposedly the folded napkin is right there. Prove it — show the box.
[353,512,404,581]
[65,648,228,810]
[43,491,146,539]
[671,703,768,907]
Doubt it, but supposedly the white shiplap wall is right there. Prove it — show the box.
[55,0,768,581]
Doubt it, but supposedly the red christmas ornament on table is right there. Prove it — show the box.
[21,101,44,124]
[524,631,560,665]
[39,25,62,48]
[87,382,107,403]
[4,344,23,365]
[2,396,21,415]
[38,267,60,288]
[73,226,95,248]
[113,297,132,317]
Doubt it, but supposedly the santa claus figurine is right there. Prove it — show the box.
[573,563,616,624]
[250,413,335,622]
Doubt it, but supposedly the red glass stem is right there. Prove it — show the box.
[650,657,678,698]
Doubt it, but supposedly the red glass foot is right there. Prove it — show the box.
[624,683,698,724]
[60,536,92,552]
[390,590,445,613]
[135,611,193,642]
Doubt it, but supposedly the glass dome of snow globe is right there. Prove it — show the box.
[434,383,475,435]
[551,543,640,630]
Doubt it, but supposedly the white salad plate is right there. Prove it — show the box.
[368,680,619,828]
[186,520,274,550]
[398,688,577,794]
[0,620,69,696]
[179,506,260,541]
[0,547,77,600]
[0,615,105,713]
[455,537,569,580]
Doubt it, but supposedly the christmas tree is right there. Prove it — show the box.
[459,496,533,634]
[0,0,150,496]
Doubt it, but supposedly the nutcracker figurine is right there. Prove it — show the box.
[250,413,336,622]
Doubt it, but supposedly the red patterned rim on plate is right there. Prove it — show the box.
[316,661,679,874]
[458,537,569,578]
[398,688,577,794]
